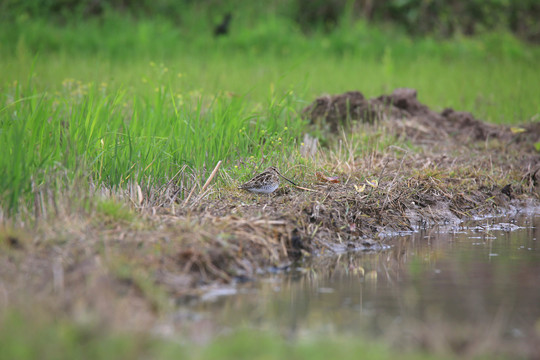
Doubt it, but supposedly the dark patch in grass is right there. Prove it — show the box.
[303,88,540,153]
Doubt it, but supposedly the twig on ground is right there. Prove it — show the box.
[201,161,222,194]
[184,184,198,205]
[189,160,222,205]
[294,185,320,192]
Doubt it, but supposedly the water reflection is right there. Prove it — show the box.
[189,213,540,354]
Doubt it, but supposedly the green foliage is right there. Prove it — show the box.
[0,66,305,215]
[0,311,184,360]
[3,9,539,61]
[0,7,539,217]
[2,0,539,41]
[96,200,134,223]
[201,330,420,360]
[0,310,442,360]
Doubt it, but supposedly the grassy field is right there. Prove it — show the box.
[1,13,539,217]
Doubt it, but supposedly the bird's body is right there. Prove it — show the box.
[241,181,280,194]
[238,166,297,194]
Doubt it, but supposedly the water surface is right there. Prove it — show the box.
[177,212,540,353]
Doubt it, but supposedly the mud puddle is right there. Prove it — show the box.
[163,211,540,356]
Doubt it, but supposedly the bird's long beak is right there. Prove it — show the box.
[277,172,298,187]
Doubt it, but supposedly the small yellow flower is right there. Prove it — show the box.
[278,137,282,141]
[301,142,305,146]
[150,61,156,67]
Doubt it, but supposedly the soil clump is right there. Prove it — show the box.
[302,88,540,150]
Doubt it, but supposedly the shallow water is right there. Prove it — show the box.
[172,211,540,352]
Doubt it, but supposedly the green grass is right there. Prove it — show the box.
[0,310,444,360]
[96,199,135,223]
[1,12,539,216]
[0,71,304,215]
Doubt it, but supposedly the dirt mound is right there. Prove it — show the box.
[302,90,402,132]
[303,88,539,149]
[376,88,431,116]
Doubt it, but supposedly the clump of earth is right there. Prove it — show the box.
[302,87,540,150]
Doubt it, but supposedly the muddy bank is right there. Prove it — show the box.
[136,88,538,296]
[181,88,540,284]
[193,150,537,258]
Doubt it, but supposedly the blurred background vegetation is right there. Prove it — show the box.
[2,0,539,42]
[1,0,539,216]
